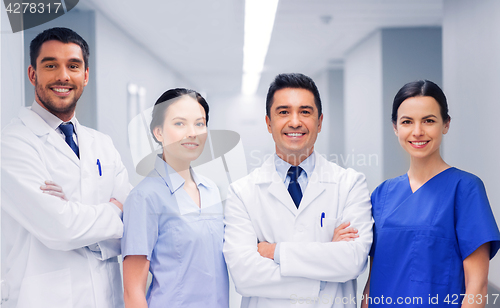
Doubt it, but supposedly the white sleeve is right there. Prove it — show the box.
[1,131,124,252]
[89,237,121,261]
[280,171,373,282]
[223,183,320,299]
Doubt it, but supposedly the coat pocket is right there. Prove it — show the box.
[410,235,452,285]
[316,217,340,242]
[17,268,72,308]
[97,163,116,200]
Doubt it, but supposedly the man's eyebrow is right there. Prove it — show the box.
[299,106,314,110]
[40,57,57,63]
[40,57,83,64]
[275,105,290,111]
[68,58,84,64]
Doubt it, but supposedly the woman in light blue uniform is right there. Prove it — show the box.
[362,80,500,307]
[122,89,229,308]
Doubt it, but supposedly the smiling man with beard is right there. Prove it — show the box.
[29,39,83,120]
[1,27,130,307]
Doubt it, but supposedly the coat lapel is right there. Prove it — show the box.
[298,181,325,214]
[297,153,330,214]
[268,175,298,216]
[76,120,95,164]
[256,155,298,216]
[76,121,96,204]
[19,107,80,167]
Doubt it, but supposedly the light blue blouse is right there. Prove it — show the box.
[122,155,229,308]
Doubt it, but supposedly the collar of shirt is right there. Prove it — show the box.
[274,152,316,188]
[30,101,79,138]
[153,154,209,194]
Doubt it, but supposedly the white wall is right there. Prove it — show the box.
[442,0,500,288]
[311,70,331,159]
[344,31,384,192]
[344,31,384,300]
[208,93,274,172]
[326,69,345,160]
[1,8,25,129]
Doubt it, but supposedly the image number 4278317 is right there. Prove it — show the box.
[3,0,79,33]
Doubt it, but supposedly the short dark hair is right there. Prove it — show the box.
[392,80,450,124]
[150,88,209,145]
[30,27,90,69]
[266,73,322,118]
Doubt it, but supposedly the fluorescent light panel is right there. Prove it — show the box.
[242,0,279,95]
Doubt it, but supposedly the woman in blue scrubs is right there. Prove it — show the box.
[122,89,229,307]
[362,80,500,307]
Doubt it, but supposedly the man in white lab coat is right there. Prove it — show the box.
[223,73,373,308]
[1,27,130,307]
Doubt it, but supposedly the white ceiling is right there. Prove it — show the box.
[84,0,443,96]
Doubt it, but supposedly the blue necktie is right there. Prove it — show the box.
[287,166,303,208]
[59,122,79,158]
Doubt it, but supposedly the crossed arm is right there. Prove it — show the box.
[2,133,126,255]
[41,180,123,210]
[257,221,359,259]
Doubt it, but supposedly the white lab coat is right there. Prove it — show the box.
[1,107,131,308]
[223,153,373,308]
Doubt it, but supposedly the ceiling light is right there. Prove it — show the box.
[241,0,279,95]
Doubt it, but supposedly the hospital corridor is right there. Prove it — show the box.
[1,0,500,307]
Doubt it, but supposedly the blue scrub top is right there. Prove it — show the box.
[122,156,229,308]
[369,167,500,307]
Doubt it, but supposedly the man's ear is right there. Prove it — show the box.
[28,65,36,86]
[83,67,89,86]
[317,113,324,133]
[265,115,272,133]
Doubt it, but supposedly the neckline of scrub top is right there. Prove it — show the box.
[153,154,209,194]
[405,166,456,194]
[154,155,212,212]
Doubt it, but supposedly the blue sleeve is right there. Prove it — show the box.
[455,175,500,260]
[121,189,159,260]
